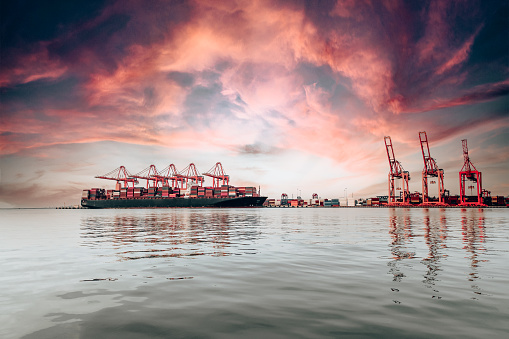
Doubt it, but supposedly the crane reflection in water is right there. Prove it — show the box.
[421,208,448,296]
[461,208,486,298]
[388,208,415,283]
[387,208,488,300]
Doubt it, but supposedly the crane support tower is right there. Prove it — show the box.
[132,165,161,189]
[419,132,446,205]
[203,162,230,188]
[95,166,138,189]
[384,136,410,205]
[459,139,484,206]
[177,163,204,189]
[154,164,180,188]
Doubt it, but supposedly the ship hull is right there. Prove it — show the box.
[81,196,267,209]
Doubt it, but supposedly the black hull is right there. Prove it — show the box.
[81,196,267,209]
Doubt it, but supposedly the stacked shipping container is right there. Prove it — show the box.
[147,187,157,197]
[160,187,171,197]
[85,188,106,200]
[323,199,340,207]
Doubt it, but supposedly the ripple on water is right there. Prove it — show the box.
[0,208,508,338]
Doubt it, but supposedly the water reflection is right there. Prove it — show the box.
[461,208,487,297]
[80,210,262,260]
[387,208,490,299]
[388,209,414,283]
[421,208,448,292]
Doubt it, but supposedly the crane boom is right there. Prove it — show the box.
[132,165,160,188]
[461,139,478,173]
[95,166,138,188]
[384,136,410,205]
[152,164,180,188]
[177,163,204,189]
[459,139,483,206]
[203,162,230,187]
[385,136,405,177]
[419,132,445,204]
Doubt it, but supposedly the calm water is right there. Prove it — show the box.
[1,208,508,338]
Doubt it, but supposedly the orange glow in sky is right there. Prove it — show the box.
[1,0,508,207]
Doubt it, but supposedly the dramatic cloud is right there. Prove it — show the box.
[1,0,508,206]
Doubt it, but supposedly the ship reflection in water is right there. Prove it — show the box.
[388,208,488,300]
[80,210,262,260]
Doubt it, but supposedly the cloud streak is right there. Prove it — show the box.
[1,0,508,206]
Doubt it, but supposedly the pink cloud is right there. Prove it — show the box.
[416,0,451,65]
[416,80,509,113]
[1,0,507,206]
[435,27,481,75]
[0,44,68,87]
[3,0,492,149]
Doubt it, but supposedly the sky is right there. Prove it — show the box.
[1,0,508,207]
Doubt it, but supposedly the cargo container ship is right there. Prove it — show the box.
[81,163,267,208]
[81,185,267,208]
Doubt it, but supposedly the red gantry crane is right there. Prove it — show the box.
[177,163,204,189]
[384,136,410,205]
[419,132,445,205]
[153,164,180,188]
[203,162,229,188]
[95,166,138,189]
[459,139,484,206]
[132,165,161,189]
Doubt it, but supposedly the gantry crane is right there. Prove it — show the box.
[95,166,138,189]
[459,139,484,206]
[203,162,229,187]
[419,132,445,204]
[132,165,161,189]
[384,136,410,205]
[177,163,204,189]
[153,164,180,188]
